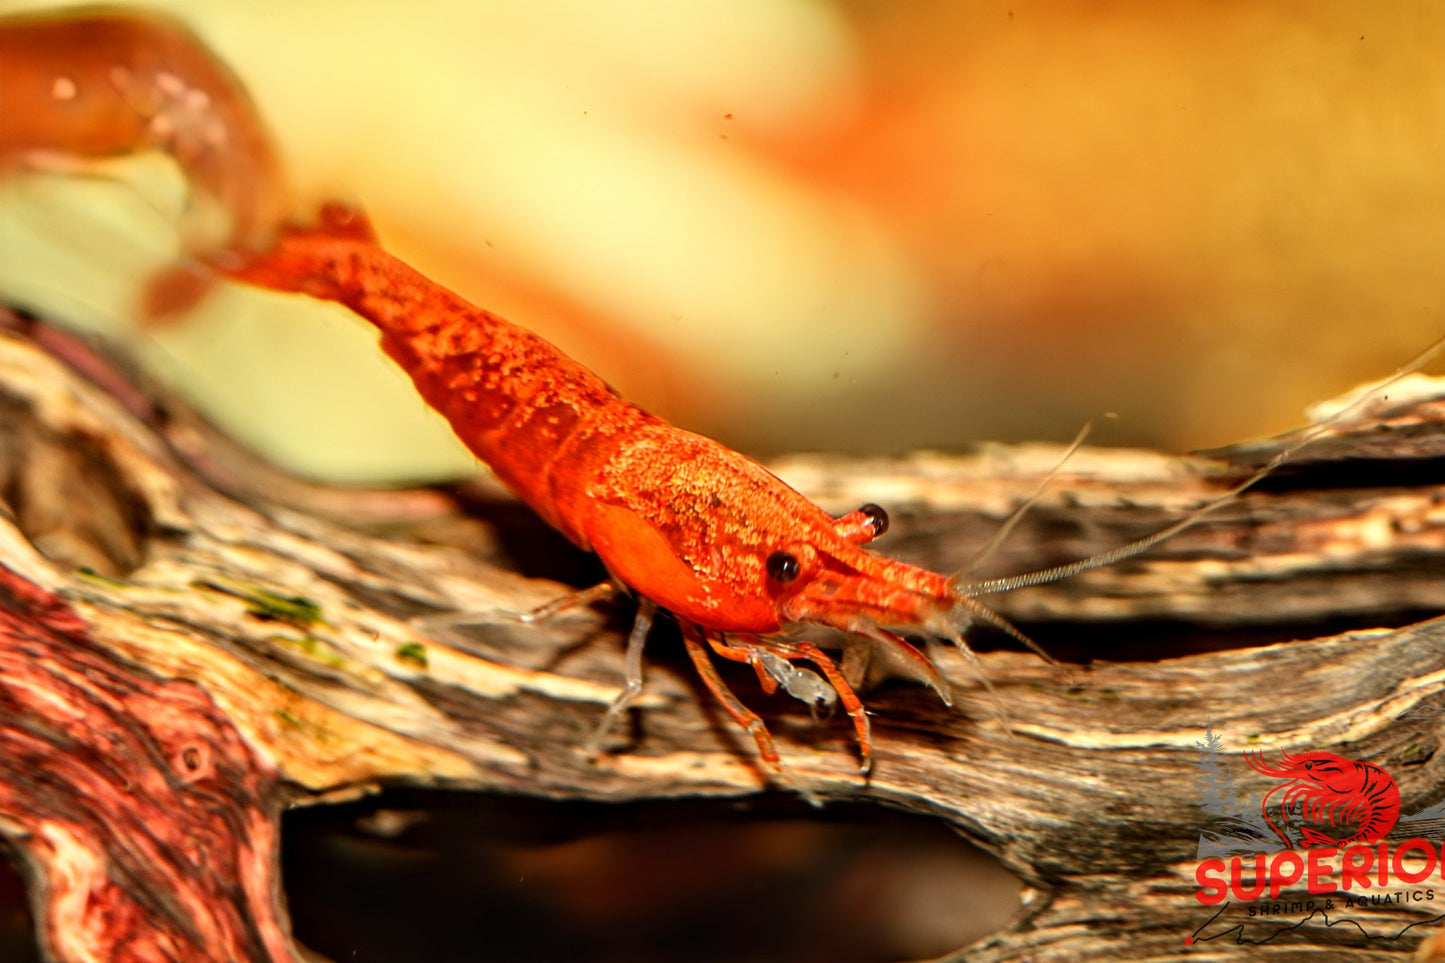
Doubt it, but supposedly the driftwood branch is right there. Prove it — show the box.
[3,308,1445,960]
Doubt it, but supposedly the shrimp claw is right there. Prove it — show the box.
[707,635,874,775]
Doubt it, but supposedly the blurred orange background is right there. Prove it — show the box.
[3,0,1444,481]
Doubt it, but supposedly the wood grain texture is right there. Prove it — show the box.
[2,310,1445,960]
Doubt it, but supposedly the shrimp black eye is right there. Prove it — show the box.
[859,503,889,537]
[766,550,800,583]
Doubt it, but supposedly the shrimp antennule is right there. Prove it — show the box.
[960,420,1093,577]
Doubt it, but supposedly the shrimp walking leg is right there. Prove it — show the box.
[584,599,655,757]
[517,581,617,624]
[411,578,615,641]
[680,625,782,773]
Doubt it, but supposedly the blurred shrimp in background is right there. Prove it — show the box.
[3,0,1444,482]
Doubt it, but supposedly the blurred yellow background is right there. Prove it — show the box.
[2,0,1443,482]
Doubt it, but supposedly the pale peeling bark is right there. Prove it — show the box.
[2,310,1445,960]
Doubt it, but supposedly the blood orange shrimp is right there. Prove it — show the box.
[0,8,288,316]
[221,202,1445,783]
[1245,750,1401,848]
[15,9,1445,785]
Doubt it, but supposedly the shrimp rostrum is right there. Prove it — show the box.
[224,202,1435,782]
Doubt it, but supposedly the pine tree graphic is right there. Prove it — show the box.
[1193,722,1238,817]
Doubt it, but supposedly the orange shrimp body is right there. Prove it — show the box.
[0,8,288,313]
[226,205,971,774]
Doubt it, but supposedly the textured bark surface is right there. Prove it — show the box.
[2,309,1445,960]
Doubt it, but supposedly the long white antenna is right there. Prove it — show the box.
[956,332,1445,598]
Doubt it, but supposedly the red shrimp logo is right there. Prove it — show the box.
[1244,750,1400,848]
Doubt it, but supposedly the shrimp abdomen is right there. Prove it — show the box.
[223,208,654,547]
